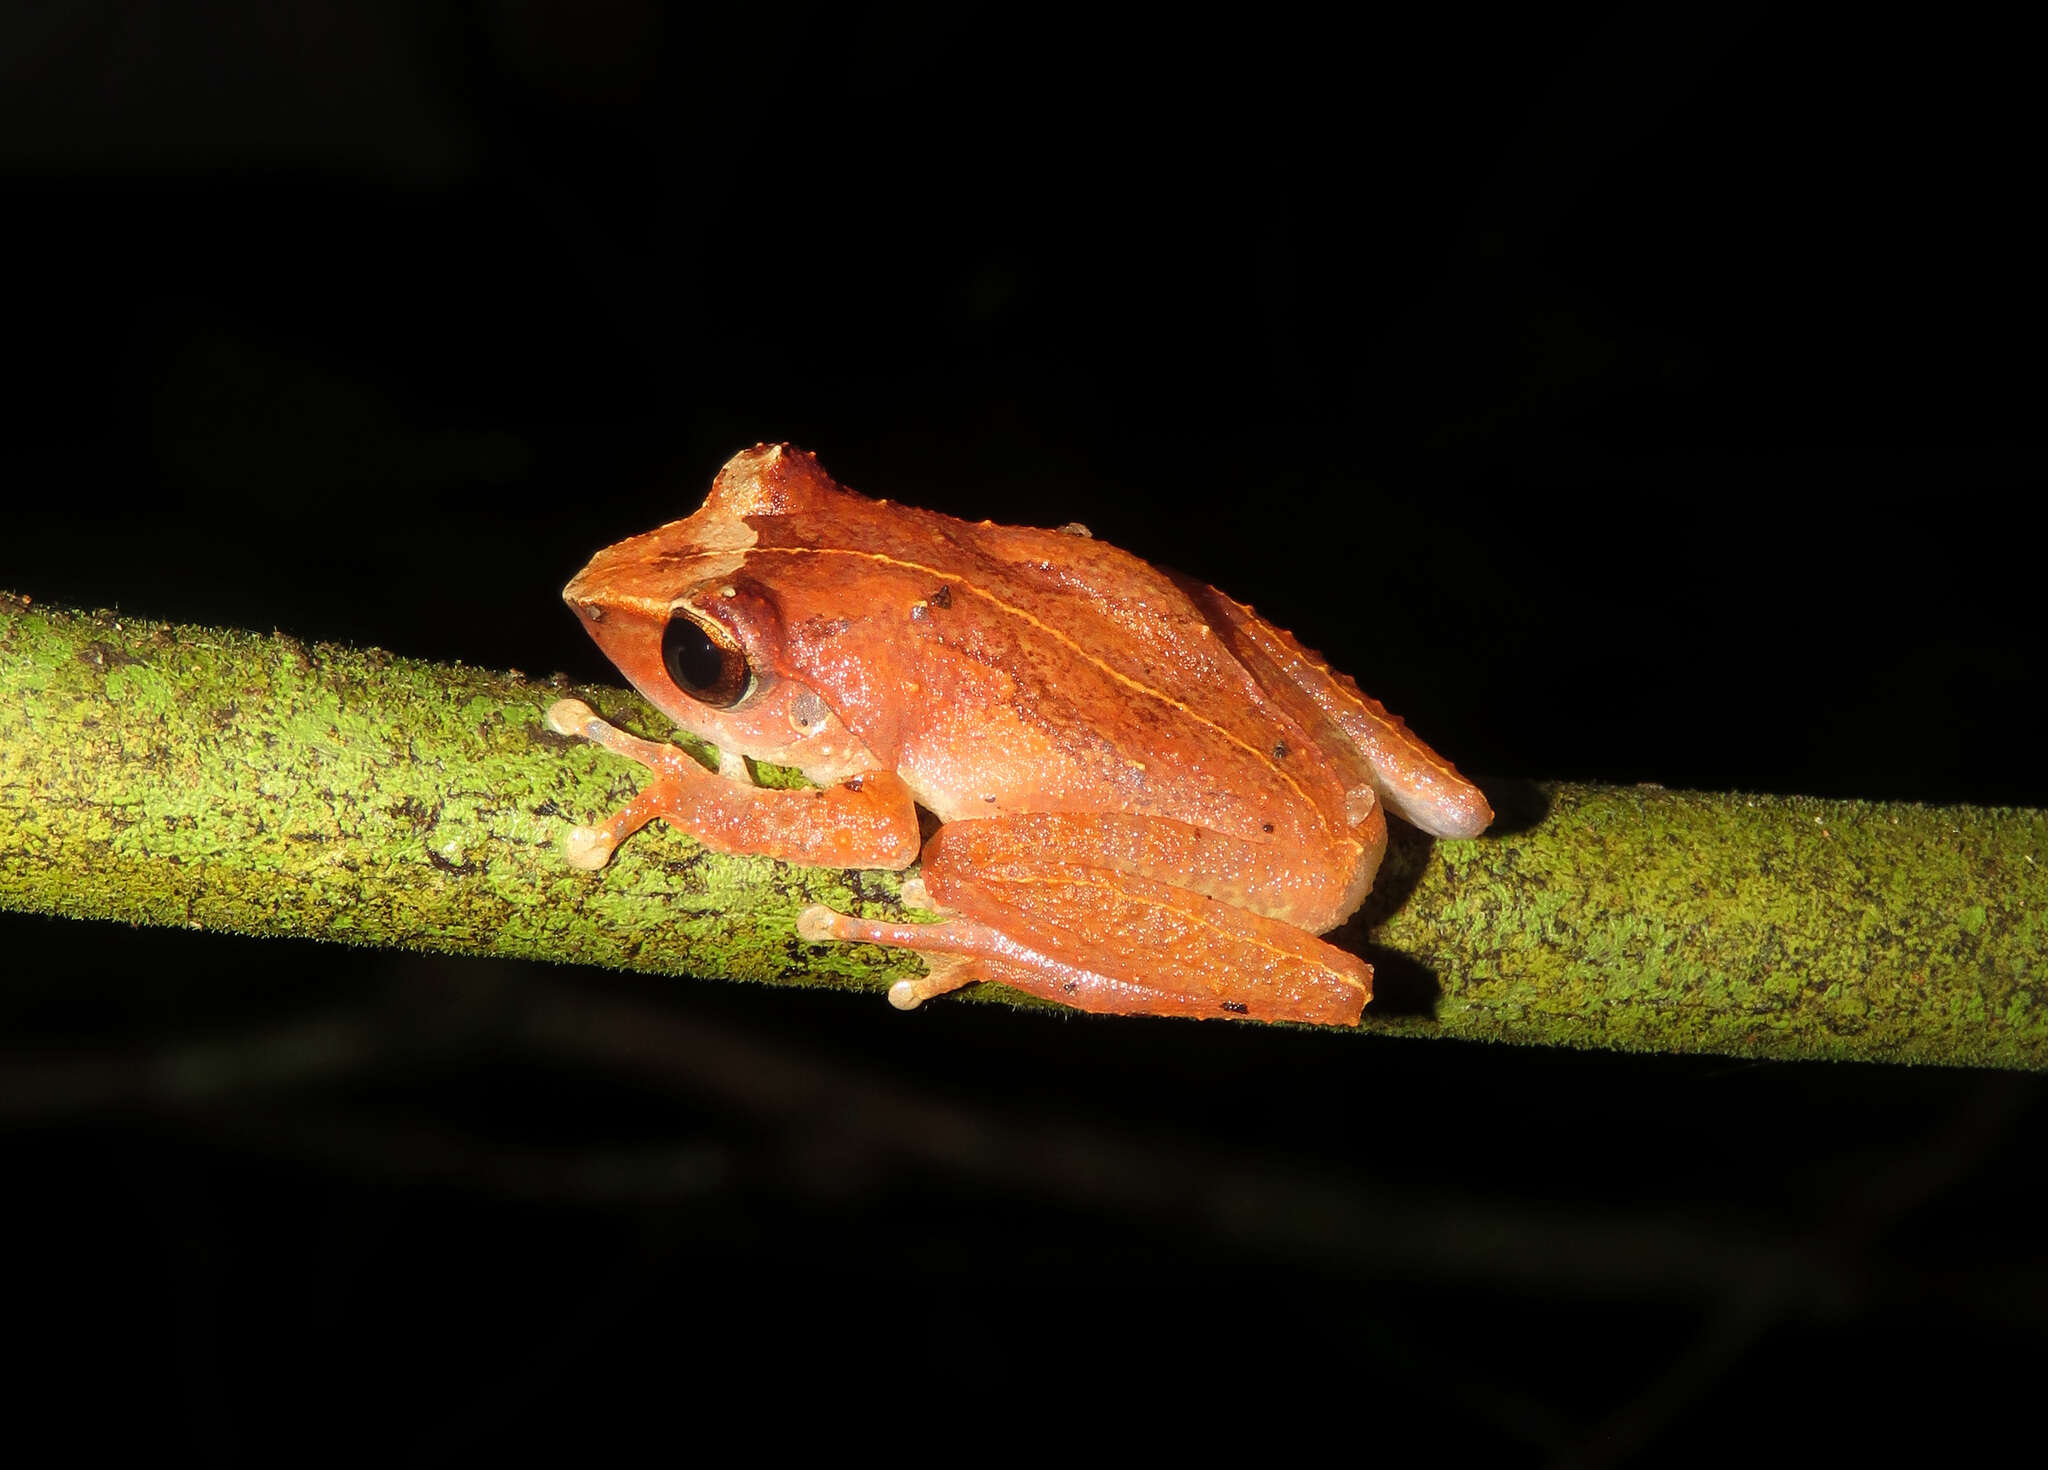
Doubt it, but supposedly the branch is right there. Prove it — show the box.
[3,593,2042,1067]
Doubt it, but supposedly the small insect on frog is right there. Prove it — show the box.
[547,445,1491,1027]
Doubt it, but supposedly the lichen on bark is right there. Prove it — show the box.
[3,593,2043,1068]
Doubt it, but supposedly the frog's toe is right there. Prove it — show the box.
[795,904,843,941]
[546,698,597,738]
[563,823,617,870]
[886,979,924,1010]
[889,955,980,1010]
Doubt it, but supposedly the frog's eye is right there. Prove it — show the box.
[662,610,751,708]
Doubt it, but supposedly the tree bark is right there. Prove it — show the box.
[3,592,2042,1067]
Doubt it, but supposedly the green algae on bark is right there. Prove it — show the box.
[3,593,2043,1068]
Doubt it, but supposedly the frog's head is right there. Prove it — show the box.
[561,444,877,781]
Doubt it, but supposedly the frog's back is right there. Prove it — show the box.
[730,465,1349,837]
[716,444,1486,845]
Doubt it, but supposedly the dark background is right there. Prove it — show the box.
[3,3,2042,1460]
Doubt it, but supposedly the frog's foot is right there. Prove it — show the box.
[795,907,1045,1012]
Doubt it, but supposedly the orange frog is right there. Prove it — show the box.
[547,444,1491,1027]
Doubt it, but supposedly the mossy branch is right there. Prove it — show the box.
[2,593,2042,1067]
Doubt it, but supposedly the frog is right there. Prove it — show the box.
[545,443,1491,1027]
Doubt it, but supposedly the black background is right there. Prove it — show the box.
[3,3,2043,1461]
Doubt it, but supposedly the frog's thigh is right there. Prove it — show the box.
[803,819,1372,1026]
[929,810,1369,932]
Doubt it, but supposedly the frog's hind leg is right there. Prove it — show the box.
[796,820,1372,1027]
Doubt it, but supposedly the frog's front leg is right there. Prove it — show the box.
[798,815,1373,1027]
[546,699,921,871]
